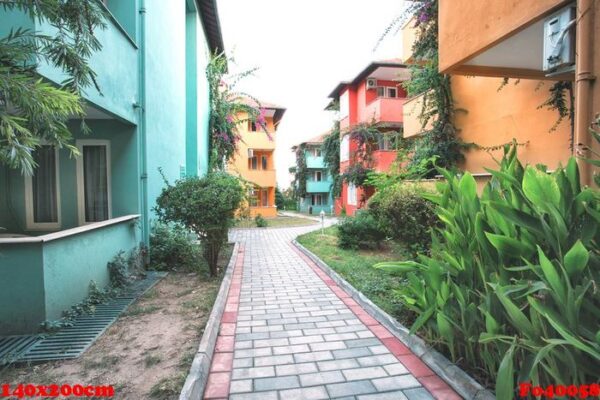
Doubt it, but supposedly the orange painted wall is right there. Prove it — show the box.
[453,76,571,174]
[228,111,278,217]
[438,0,569,73]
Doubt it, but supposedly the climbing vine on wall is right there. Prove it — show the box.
[206,53,267,171]
[322,123,342,197]
[291,143,308,198]
[402,0,463,175]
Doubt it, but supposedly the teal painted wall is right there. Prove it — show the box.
[143,0,188,216]
[185,9,199,177]
[43,220,139,321]
[0,121,138,236]
[0,243,45,334]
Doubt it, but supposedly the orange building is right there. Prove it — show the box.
[402,13,573,190]
[227,99,286,218]
[328,60,411,215]
[432,0,599,186]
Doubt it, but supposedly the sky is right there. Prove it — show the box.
[217,0,407,189]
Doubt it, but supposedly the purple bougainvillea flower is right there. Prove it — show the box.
[226,115,234,123]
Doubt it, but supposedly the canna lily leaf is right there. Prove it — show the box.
[522,165,560,211]
[485,232,534,257]
[537,246,565,300]
[563,240,589,276]
[409,307,435,335]
[495,341,516,400]
[373,261,423,274]
[494,287,537,338]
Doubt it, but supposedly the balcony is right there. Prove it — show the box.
[0,8,139,124]
[307,181,331,193]
[361,98,405,126]
[402,92,434,139]
[306,155,325,169]
[438,0,570,78]
[244,169,276,188]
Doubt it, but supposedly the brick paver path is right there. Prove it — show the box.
[204,225,462,400]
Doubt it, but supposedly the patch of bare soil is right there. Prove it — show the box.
[0,245,233,400]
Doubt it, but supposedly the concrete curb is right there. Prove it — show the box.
[179,242,240,400]
[292,239,495,400]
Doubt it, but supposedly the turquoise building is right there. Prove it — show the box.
[296,135,334,215]
[0,0,223,334]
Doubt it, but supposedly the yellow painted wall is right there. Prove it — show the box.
[228,112,278,217]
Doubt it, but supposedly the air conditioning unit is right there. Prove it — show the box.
[543,5,576,74]
[366,78,378,90]
[247,148,254,158]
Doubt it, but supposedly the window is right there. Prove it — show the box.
[76,140,111,224]
[249,188,258,207]
[376,87,385,97]
[249,156,258,170]
[248,121,258,132]
[347,183,357,206]
[376,86,398,98]
[377,135,393,151]
[312,194,323,206]
[261,189,269,207]
[314,171,322,181]
[313,148,322,157]
[24,145,61,230]
[386,87,397,98]
[261,155,268,170]
[340,135,350,162]
[339,91,349,118]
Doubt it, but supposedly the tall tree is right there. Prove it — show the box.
[0,0,108,175]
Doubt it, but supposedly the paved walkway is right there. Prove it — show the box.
[203,225,461,400]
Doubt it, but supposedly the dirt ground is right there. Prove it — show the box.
[0,246,233,400]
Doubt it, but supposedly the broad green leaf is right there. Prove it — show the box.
[522,166,560,210]
[495,342,516,400]
[563,240,589,276]
[410,307,435,335]
[494,288,537,338]
[459,172,477,200]
[537,246,565,300]
[485,232,533,257]
[373,261,422,274]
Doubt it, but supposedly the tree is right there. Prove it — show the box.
[0,0,108,175]
[154,172,245,276]
[275,186,284,209]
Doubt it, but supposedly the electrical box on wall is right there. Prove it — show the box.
[543,4,576,73]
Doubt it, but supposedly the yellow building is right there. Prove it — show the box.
[228,99,286,218]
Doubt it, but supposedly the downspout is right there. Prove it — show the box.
[574,0,595,185]
[138,0,149,248]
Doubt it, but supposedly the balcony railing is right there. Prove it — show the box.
[307,180,331,193]
[361,97,405,126]
[402,92,434,139]
[306,155,325,169]
[244,169,276,188]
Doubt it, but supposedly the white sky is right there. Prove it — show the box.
[217,0,407,189]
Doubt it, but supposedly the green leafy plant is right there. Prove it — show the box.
[0,1,108,174]
[206,53,266,171]
[322,124,342,197]
[291,143,308,198]
[275,187,284,209]
[154,172,244,276]
[337,211,386,250]
[107,251,131,288]
[368,183,438,252]
[254,214,268,228]
[375,146,600,396]
[149,222,202,272]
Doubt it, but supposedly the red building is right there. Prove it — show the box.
[328,59,410,216]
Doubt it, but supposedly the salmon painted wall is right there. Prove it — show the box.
[453,76,571,175]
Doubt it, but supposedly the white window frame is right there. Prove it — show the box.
[386,87,397,98]
[24,145,61,231]
[347,183,357,206]
[340,135,350,162]
[76,139,112,225]
[339,91,349,119]
[314,171,322,182]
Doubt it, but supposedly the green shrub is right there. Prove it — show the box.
[375,146,600,397]
[337,211,386,250]
[254,214,268,228]
[368,183,438,250]
[149,222,202,271]
[155,172,244,276]
[107,251,130,288]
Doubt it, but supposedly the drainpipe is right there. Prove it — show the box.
[574,0,595,185]
[137,0,150,249]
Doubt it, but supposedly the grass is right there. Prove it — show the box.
[234,215,317,228]
[297,226,415,324]
[144,354,162,368]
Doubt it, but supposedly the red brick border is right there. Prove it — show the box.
[290,244,462,400]
[203,244,245,399]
